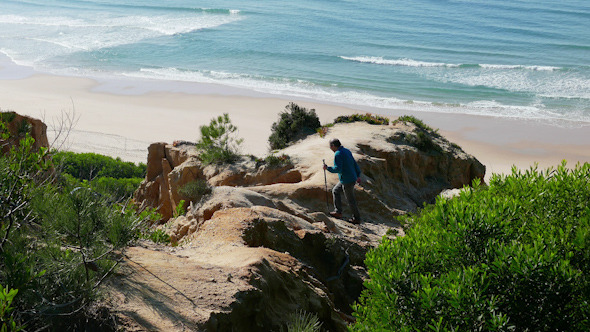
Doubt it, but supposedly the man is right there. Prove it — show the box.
[323,138,362,224]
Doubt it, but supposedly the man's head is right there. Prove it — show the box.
[329,138,341,152]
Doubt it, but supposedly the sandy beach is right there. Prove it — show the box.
[1,62,589,182]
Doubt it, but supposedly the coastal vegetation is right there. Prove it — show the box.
[333,113,389,125]
[54,151,146,200]
[256,153,292,168]
[196,113,243,165]
[178,179,212,203]
[3,111,587,331]
[269,102,321,150]
[0,131,143,330]
[394,114,437,132]
[352,162,590,331]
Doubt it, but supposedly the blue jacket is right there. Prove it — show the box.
[327,146,361,184]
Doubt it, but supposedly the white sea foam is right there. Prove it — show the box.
[341,56,562,72]
[0,14,87,27]
[340,56,461,68]
[434,69,590,100]
[479,64,561,71]
[0,12,243,67]
[126,67,590,123]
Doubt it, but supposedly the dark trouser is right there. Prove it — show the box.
[333,182,360,220]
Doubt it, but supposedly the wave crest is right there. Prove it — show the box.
[341,56,561,71]
[340,56,460,68]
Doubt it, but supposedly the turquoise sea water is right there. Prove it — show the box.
[1,0,589,123]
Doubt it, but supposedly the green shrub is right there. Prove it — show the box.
[91,176,143,200]
[146,229,170,244]
[316,123,334,138]
[406,131,442,153]
[19,185,140,328]
[262,153,292,167]
[333,113,389,125]
[284,310,322,332]
[0,285,22,332]
[1,121,140,330]
[352,162,590,331]
[269,103,321,150]
[395,115,436,132]
[174,200,186,218]
[0,111,16,124]
[53,151,145,201]
[196,113,243,165]
[53,151,147,180]
[178,179,212,202]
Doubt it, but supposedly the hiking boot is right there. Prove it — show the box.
[349,217,361,225]
[329,211,343,218]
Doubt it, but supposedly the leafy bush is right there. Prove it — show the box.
[333,113,389,125]
[53,151,146,201]
[406,131,442,153]
[174,200,186,218]
[145,229,170,244]
[0,111,17,123]
[21,186,140,328]
[352,162,590,331]
[394,114,436,132]
[316,123,334,138]
[0,285,22,332]
[90,176,143,200]
[1,121,140,330]
[260,154,292,167]
[178,179,212,202]
[53,151,147,180]
[269,103,321,150]
[196,113,243,165]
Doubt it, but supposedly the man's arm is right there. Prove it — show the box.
[327,151,343,173]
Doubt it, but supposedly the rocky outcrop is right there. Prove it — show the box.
[0,111,49,154]
[120,121,485,331]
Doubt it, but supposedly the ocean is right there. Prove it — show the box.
[1,0,589,124]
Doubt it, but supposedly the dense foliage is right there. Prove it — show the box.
[196,113,243,165]
[1,126,142,330]
[53,151,146,201]
[333,113,389,125]
[257,153,292,168]
[393,115,443,153]
[352,163,590,331]
[269,103,321,150]
[53,151,146,180]
[405,131,443,154]
[394,115,436,132]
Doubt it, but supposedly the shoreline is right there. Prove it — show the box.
[1,59,589,182]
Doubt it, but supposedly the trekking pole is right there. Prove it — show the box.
[323,159,330,212]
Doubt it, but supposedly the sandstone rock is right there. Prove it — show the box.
[0,111,49,154]
[145,142,167,181]
[122,121,485,331]
[168,159,202,211]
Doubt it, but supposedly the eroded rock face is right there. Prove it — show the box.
[0,111,49,154]
[124,121,485,331]
[135,142,304,220]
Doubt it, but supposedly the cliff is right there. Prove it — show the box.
[1,111,49,153]
[107,121,485,331]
